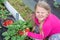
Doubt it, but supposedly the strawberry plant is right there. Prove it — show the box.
[2,20,33,40]
[0,0,11,19]
[0,2,15,28]
[0,0,7,3]
[0,10,11,19]
[0,3,5,10]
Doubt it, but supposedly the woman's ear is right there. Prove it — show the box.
[48,10,51,14]
[47,11,51,15]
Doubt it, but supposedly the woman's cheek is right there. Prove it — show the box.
[36,15,39,19]
[36,14,39,18]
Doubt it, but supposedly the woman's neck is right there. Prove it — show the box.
[39,20,44,24]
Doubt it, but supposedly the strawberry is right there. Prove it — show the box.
[8,20,13,25]
[3,20,13,27]
[25,28,30,32]
[18,30,24,36]
[3,20,8,26]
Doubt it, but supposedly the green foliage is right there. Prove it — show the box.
[0,4,5,9]
[11,36,16,40]
[2,20,33,40]
[4,36,10,40]
[54,2,60,8]
[0,0,7,3]
[0,3,11,19]
[20,35,26,40]
[2,32,9,36]
[0,9,11,19]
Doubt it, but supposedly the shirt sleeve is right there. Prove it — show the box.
[27,25,52,39]
[27,32,44,39]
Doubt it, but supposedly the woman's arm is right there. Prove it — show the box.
[27,25,52,39]
[27,32,44,39]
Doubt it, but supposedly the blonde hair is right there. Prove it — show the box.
[35,1,51,12]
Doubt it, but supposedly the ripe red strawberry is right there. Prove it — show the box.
[25,28,30,32]
[3,20,8,26]
[3,20,13,27]
[18,30,24,36]
[8,20,13,25]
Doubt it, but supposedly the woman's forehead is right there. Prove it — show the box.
[36,6,48,12]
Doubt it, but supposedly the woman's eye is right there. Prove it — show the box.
[37,12,40,13]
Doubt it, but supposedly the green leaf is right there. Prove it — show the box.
[0,9,10,19]
[4,36,10,40]
[7,30,16,36]
[27,22,32,28]
[7,25,15,30]
[16,35,21,40]
[54,2,59,8]
[11,36,17,40]
[14,25,21,30]
[21,25,27,30]
[0,10,2,15]
[0,0,7,3]
[20,35,26,40]
[2,32,9,36]
[0,4,5,9]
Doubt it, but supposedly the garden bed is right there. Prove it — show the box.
[0,1,15,40]
[0,0,35,40]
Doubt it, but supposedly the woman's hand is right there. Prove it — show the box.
[23,30,28,36]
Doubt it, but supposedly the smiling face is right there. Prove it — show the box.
[35,6,49,22]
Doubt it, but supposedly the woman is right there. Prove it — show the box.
[24,1,60,40]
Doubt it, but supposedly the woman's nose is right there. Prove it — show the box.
[39,13,43,16]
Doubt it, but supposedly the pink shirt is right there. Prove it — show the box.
[27,13,60,39]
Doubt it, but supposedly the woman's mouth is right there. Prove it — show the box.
[39,16,44,18]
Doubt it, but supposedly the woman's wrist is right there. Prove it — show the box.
[26,32,29,36]
[23,30,29,36]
